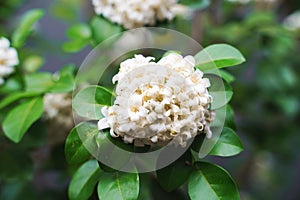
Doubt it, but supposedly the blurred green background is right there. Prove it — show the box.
[0,0,300,199]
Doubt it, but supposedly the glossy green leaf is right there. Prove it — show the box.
[191,134,206,152]
[68,160,102,200]
[90,16,122,44]
[224,105,237,131]
[179,0,211,10]
[0,91,41,110]
[156,150,193,191]
[195,44,245,71]
[65,122,98,164]
[3,97,44,143]
[25,72,54,92]
[96,133,135,172]
[188,162,240,200]
[205,74,233,110]
[209,127,243,157]
[73,85,113,119]
[12,9,45,48]
[97,172,139,200]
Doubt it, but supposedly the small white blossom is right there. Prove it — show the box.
[43,93,74,145]
[92,0,178,29]
[98,53,214,147]
[283,11,300,31]
[0,37,19,85]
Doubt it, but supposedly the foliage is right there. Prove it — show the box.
[1,0,299,200]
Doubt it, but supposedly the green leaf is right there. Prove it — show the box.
[65,122,98,164]
[12,9,45,48]
[191,134,206,152]
[3,97,44,143]
[224,105,237,131]
[73,85,113,119]
[63,23,92,53]
[67,23,92,40]
[90,16,122,44]
[219,70,235,83]
[0,74,23,94]
[96,132,135,172]
[179,0,211,10]
[97,172,139,200]
[205,74,233,110]
[25,72,54,93]
[68,160,102,200]
[195,44,245,71]
[0,91,41,110]
[50,65,75,93]
[188,162,240,200]
[209,127,243,157]
[156,150,193,191]
[63,39,90,53]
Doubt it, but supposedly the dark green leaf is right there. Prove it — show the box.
[209,127,243,157]
[12,9,45,48]
[72,85,113,119]
[191,134,206,152]
[68,160,102,200]
[3,97,44,143]
[224,105,237,131]
[188,162,240,200]
[65,122,98,164]
[195,44,245,71]
[96,132,134,172]
[156,150,193,191]
[97,172,139,200]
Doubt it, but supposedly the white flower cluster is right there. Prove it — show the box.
[283,11,300,31]
[43,93,74,145]
[0,37,19,85]
[98,53,214,147]
[92,0,178,29]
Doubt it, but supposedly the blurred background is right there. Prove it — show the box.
[0,0,299,199]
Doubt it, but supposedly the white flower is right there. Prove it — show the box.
[92,0,178,29]
[43,93,74,145]
[0,37,19,85]
[283,11,300,31]
[98,53,214,147]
